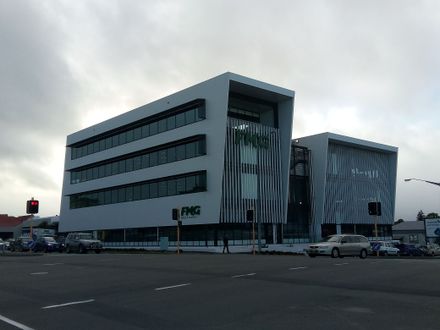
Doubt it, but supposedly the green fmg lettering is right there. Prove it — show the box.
[234,130,269,149]
[181,206,201,217]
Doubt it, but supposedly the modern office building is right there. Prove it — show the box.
[59,72,295,246]
[293,133,398,241]
[59,73,398,247]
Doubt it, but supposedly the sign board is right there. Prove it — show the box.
[180,206,201,219]
[425,218,440,238]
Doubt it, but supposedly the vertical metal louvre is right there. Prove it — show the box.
[324,143,394,225]
[220,118,284,224]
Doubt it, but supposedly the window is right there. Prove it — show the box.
[119,132,127,145]
[176,112,185,127]
[141,124,149,138]
[70,136,206,184]
[186,142,195,158]
[126,129,134,143]
[70,100,205,159]
[118,160,126,173]
[133,185,141,200]
[159,181,167,197]
[158,150,167,165]
[176,144,185,161]
[133,156,142,170]
[126,158,133,172]
[134,127,142,140]
[176,178,186,194]
[70,171,206,209]
[150,182,158,198]
[141,183,149,199]
[150,152,158,167]
[167,147,176,162]
[158,119,167,133]
[149,122,158,135]
[168,179,177,195]
[167,116,176,130]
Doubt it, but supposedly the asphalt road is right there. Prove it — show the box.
[1,252,440,330]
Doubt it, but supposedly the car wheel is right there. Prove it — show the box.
[384,251,388,256]
[66,245,71,254]
[79,244,86,254]
[331,248,340,258]
[360,249,367,259]
[95,249,101,254]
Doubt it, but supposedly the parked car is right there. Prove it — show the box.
[370,241,400,256]
[65,232,103,254]
[9,237,32,252]
[32,236,61,253]
[0,238,6,251]
[395,243,423,256]
[56,236,66,252]
[306,234,371,259]
[418,243,440,256]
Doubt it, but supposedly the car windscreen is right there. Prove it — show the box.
[321,236,340,243]
[78,234,93,239]
[44,237,56,242]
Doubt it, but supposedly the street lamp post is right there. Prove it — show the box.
[404,178,440,187]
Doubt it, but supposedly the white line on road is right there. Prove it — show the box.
[155,283,191,291]
[42,299,95,310]
[0,314,35,330]
[30,272,48,275]
[289,266,307,271]
[231,273,256,278]
[334,263,349,266]
[43,263,64,266]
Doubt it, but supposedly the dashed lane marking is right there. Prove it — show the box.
[289,266,307,270]
[155,283,191,291]
[334,263,349,266]
[231,273,256,278]
[0,314,35,330]
[30,272,48,275]
[42,299,95,310]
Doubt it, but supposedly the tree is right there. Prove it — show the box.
[426,212,439,219]
[417,210,425,221]
[394,219,404,225]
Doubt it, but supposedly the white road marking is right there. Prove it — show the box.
[289,266,307,270]
[231,273,256,278]
[155,283,191,291]
[334,263,349,266]
[42,299,95,309]
[30,272,48,275]
[43,263,64,266]
[0,314,35,330]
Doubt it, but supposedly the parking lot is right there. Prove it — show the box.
[1,252,440,330]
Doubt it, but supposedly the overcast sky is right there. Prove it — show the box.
[1,0,439,221]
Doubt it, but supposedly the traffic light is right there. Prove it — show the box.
[172,208,180,220]
[26,199,39,214]
[246,209,254,222]
[368,202,381,216]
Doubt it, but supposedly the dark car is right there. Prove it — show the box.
[9,237,32,252]
[395,243,423,256]
[56,236,66,252]
[32,236,61,253]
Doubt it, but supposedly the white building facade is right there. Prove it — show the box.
[294,133,398,241]
[59,73,295,246]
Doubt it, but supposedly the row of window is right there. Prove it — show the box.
[71,103,206,160]
[69,171,207,209]
[70,138,206,184]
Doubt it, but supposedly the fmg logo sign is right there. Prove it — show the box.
[180,205,201,219]
[234,130,270,149]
